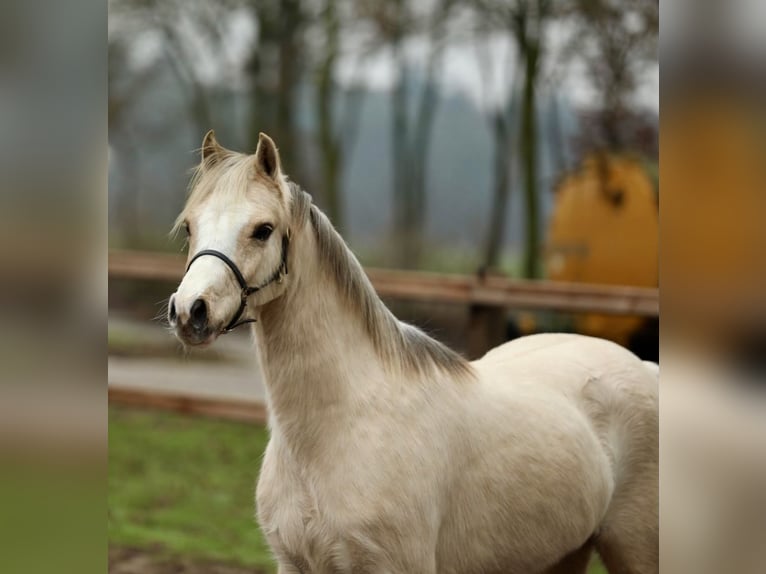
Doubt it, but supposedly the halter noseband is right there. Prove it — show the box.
[184,231,290,333]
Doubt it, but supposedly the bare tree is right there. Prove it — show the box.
[516,0,551,279]
[108,39,151,244]
[473,25,521,270]
[380,0,417,266]
[244,0,309,177]
[109,0,248,137]
[358,0,456,268]
[406,0,457,266]
[473,0,554,278]
[109,0,259,246]
[314,0,367,232]
[562,0,658,151]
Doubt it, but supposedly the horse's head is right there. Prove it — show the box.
[168,131,292,346]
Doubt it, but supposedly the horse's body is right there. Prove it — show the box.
[169,132,658,574]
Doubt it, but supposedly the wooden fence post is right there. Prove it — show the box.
[467,303,507,359]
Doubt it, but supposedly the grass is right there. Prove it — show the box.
[109,407,274,571]
[109,406,607,573]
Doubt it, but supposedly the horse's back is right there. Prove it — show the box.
[472,332,658,481]
[476,332,646,376]
[473,333,656,403]
[469,333,659,572]
[433,335,620,572]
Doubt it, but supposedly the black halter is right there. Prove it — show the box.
[185,231,290,333]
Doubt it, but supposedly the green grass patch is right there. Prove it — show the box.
[109,407,274,571]
[109,406,607,573]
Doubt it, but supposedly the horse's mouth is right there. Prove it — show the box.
[175,325,219,348]
[183,336,216,348]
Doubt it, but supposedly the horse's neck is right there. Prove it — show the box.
[254,230,385,455]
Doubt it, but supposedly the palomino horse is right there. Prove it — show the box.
[168,131,658,574]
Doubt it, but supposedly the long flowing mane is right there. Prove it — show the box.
[288,182,473,379]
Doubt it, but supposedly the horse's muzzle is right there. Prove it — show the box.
[169,294,215,346]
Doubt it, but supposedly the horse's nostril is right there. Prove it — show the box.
[168,298,177,323]
[190,298,208,330]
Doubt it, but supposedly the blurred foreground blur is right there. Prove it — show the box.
[0,0,106,573]
[661,0,766,572]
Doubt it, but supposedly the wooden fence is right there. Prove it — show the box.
[109,249,658,316]
[109,249,658,419]
[108,387,268,425]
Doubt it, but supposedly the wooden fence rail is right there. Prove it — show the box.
[109,249,659,317]
[109,250,659,417]
[109,387,268,425]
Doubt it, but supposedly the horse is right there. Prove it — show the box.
[168,130,658,574]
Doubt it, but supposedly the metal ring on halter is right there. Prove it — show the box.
[185,230,290,333]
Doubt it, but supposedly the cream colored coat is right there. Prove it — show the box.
[170,133,658,574]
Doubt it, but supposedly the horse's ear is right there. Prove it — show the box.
[201,129,224,167]
[254,132,282,180]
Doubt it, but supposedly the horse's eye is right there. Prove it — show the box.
[183,222,191,237]
[252,223,274,242]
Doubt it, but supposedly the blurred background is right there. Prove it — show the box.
[108,0,659,352]
[108,0,658,271]
[106,1,658,573]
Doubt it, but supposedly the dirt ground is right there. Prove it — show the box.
[109,547,268,574]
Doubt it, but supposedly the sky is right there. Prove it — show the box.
[114,4,659,115]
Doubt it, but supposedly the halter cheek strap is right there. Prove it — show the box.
[185,231,290,333]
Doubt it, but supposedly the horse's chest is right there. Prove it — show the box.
[262,487,361,572]
[257,455,355,572]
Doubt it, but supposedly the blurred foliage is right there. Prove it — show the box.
[560,0,658,152]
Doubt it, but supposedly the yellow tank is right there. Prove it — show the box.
[545,153,658,346]
[662,98,766,347]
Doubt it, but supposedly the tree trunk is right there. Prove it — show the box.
[407,3,451,268]
[483,112,511,269]
[277,0,302,173]
[247,2,274,151]
[549,93,567,176]
[520,43,540,278]
[316,0,343,230]
[406,77,435,267]
[391,38,412,267]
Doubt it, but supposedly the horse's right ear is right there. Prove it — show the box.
[201,129,224,167]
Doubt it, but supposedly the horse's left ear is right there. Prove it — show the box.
[254,132,282,180]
